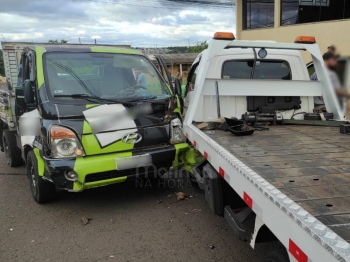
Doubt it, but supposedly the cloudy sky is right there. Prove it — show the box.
[0,0,236,48]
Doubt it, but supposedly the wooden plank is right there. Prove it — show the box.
[279,185,350,201]
[252,165,350,179]
[296,197,350,217]
[269,173,350,188]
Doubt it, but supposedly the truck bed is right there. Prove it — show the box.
[205,124,350,242]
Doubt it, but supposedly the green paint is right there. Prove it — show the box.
[173,95,182,117]
[84,176,127,190]
[73,152,118,191]
[35,46,45,88]
[81,133,134,155]
[91,46,140,55]
[86,104,99,109]
[8,108,12,118]
[172,144,203,173]
[33,148,45,176]
[171,143,190,170]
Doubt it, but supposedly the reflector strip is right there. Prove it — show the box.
[193,141,197,147]
[219,167,225,178]
[243,192,253,209]
[289,239,308,262]
[204,151,208,159]
[186,133,188,138]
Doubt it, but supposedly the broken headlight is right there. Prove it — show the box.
[170,118,186,144]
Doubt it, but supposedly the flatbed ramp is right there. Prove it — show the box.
[205,125,350,242]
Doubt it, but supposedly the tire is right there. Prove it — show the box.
[263,248,290,262]
[27,151,56,203]
[2,129,23,167]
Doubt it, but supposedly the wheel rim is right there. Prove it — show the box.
[3,137,10,165]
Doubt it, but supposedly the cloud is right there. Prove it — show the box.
[0,0,235,47]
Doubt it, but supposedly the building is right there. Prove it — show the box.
[235,0,350,61]
[146,53,198,81]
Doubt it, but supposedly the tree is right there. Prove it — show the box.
[189,41,208,53]
[0,51,5,76]
[48,39,68,43]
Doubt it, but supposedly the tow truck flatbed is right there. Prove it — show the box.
[183,35,350,261]
[205,125,350,242]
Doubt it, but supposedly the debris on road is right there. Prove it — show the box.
[157,199,162,204]
[175,192,186,200]
[167,194,173,198]
[81,216,90,225]
[209,245,215,249]
[9,228,13,232]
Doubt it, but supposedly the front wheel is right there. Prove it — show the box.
[27,151,56,203]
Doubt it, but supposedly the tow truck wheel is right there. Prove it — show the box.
[2,130,23,167]
[27,151,56,203]
[263,248,289,262]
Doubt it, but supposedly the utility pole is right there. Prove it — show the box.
[79,37,81,44]
[95,39,97,44]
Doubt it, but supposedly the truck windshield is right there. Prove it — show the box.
[44,53,171,103]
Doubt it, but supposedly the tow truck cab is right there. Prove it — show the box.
[0,43,189,203]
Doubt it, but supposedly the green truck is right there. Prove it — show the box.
[0,42,190,203]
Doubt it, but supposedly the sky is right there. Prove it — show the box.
[0,0,236,48]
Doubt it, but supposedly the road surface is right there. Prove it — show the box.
[0,151,278,262]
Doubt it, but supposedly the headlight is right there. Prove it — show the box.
[170,118,186,144]
[50,126,85,158]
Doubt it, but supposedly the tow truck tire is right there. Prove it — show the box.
[27,151,56,203]
[263,248,290,262]
[2,129,23,167]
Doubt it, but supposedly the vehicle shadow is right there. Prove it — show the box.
[52,175,202,210]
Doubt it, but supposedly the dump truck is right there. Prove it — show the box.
[0,42,188,203]
[184,33,350,261]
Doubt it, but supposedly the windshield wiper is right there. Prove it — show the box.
[127,96,170,104]
[54,94,133,105]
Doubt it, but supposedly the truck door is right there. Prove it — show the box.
[15,51,36,119]
[154,55,173,90]
[155,55,184,117]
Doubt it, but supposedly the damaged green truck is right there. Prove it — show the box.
[0,42,195,203]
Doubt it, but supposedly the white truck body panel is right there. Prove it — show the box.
[184,39,349,262]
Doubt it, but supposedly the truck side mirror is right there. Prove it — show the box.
[174,79,182,97]
[23,80,35,104]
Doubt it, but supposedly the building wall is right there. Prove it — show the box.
[236,0,350,62]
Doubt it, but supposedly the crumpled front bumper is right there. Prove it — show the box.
[43,143,189,192]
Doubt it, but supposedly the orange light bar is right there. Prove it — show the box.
[51,126,76,139]
[213,32,235,40]
[294,36,316,44]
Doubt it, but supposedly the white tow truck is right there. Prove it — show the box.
[184,33,350,262]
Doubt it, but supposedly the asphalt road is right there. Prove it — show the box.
[0,151,278,262]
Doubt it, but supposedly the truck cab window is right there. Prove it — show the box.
[222,60,291,80]
[22,56,30,82]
